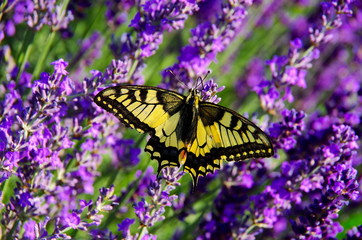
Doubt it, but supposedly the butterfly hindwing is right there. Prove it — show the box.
[145,136,182,174]
[182,102,274,185]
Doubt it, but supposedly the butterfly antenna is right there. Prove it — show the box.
[196,70,211,90]
[167,70,188,89]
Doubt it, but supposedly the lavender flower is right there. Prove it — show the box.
[105,0,135,29]
[0,0,74,42]
[269,109,306,151]
[106,0,202,84]
[117,167,184,239]
[164,0,252,88]
[118,218,135,238]
[1,0,361,239]
[193,1,361,239]
[0,58,126,238]
[253,0,354,114]
[345,226,362,239]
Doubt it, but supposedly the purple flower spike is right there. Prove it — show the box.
[269,109,306,151]
[23,220,37,240]
[64,212,82,229]
[124,167,183,238]
[106,0,201,84]
[0,0,73,40]
[164,1,252,88]
[253,0,355,114]
[105,1,134,29]
[118,218,135,238]
[346,226,362,239]
[198,78,225,103]
[0,58,124,239]
[1,0,361,239]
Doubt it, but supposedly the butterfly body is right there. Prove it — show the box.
[177,90,199,144]
[94,85,274,187]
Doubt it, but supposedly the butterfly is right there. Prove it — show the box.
[94,85,274,188]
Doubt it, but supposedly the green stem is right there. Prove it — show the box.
[137,226,149,240]
[0,0,8,21]
[57,0,71,30]
[17,30,35,81]
[128,57,141,82]
[6,219,21,240]
[32,0,70,78]
[242,223,257,238]
[32,31,57,79]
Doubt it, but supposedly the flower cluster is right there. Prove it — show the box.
[118,167,184,239]
[288,123,359,239]
[107,0,203,84]
[197,105,360,240]
[0,0,74,41]
[0,59,127,238]
[194,1,361,239]
[269,109,306,151]
[0,0,361,239]
[252,0,354,114]
[105,0,135,30]
[198,78,225,103]
[164,0,253,89]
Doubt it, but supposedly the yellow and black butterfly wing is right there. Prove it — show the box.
[94,85,187,172]
[182,102,274,185]
[94,85,274,188]
[94,85,185,134]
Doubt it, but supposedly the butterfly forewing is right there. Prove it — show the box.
[200,102,273,157]
[94,85,185,134]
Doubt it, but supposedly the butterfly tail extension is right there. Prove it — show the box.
[181,116,226,188]
[190,172,200,192]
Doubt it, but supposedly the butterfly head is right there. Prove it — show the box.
[186,88,201,106]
